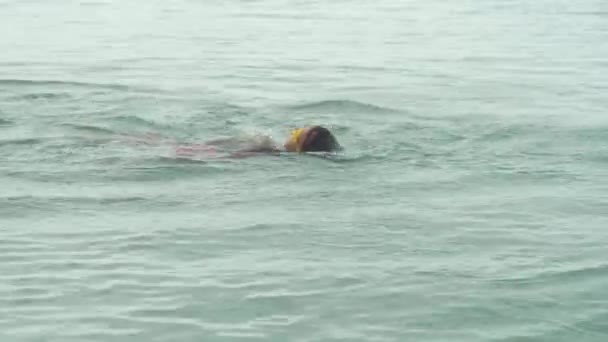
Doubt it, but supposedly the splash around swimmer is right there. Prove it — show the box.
[218,125,341,157]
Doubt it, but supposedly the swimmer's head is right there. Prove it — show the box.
[285,125,340,152]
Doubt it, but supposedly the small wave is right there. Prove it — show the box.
[0,137,46,147]
[0,78,132,91]
[110,115,169,131]
[0,78,161,94]
[473,124,536,143]
[62,123,117,135]
[490,263,608,289]
[7,92,72,101]
[0,118,13,126]
[286,99,400,113]
[2,195,147,205]
[153,156,215,165]
[297,150,388,165]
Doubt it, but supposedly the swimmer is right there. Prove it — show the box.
[120,125,340,158]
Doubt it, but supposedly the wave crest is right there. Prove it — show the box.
[286,99,399,113]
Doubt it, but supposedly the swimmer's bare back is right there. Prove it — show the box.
[116,131,281,159]
[201,134,282,158]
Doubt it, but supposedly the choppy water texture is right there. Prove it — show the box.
[2,0,608,341]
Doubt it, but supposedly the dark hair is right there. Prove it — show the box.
[301,126,340,152]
